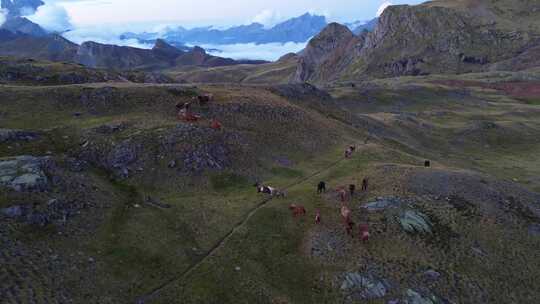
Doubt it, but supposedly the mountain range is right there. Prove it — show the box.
[121,13,378,46]
[293,0,540,83]
[1,0,43,17]
[0,28,265,70]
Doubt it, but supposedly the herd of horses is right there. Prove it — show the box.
[254,146,373,242]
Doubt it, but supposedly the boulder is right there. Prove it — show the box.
[0,156,52,192]
[1,205,23,218]
[404,289,444,304]
[0,129,38,143]
[528,224,540,237]
[363,197,405,211]
[398,210,433,234]
[341,272,389,300]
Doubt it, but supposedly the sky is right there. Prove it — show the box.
[11,0,425,60]
[30,0,424,28]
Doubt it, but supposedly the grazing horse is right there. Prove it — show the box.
[361,178,369,192]
[341,205,354,237]
[317,181,326,194]
[289,204,307,217]
[359,224,370,242]
[197,93,214,106]
[211,119,222,130]
[345,145,356,158]
[349,184,356,197]
[256,184,285,198]
[337,188,347,202]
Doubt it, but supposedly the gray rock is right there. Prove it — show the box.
[363,197,404,211]
[1,205,23,218]
[0,129,38,143]
[423,270,441,282]
[0,156,52,192]
[399,210,433,234]
[168,160,177,168]
[528,224,540,236]
[404,289,443,304]
[341,272,389,300]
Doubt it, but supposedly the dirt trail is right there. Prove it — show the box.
[136,156,349,303]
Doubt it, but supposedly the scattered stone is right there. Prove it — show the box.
[88,257,95,263]
[1,205,23,218]
[235,266,241,271]
[66,157,88,172]
[404,289,443,304]
[423,270,441,282]
[94,122,128,134]
[398,210,433,234]
[341,272,389,300]
[0,129,39,143]
[528,224,540,236]
[168,160,177,168]
[0,156,52,192]
[363,197,405,211]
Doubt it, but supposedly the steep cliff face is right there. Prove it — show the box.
[76,42,164,70]
[295,0,540,84]
[352,3,536,78]
[293,23,364,83]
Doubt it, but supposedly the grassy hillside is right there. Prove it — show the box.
[1,68,540,304]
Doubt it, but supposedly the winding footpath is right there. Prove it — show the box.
[136,156,348,303]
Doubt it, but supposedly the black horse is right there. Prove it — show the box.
[317,181,326,194]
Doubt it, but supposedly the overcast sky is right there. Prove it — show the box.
[51,0,425,27]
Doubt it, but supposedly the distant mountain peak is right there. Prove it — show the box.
[1,0,44,17]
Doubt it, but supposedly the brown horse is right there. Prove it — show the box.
[359,224,370,242]
[289,204,307,217]
[341,205,354,237]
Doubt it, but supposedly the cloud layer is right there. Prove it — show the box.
[376,1,393,17]
[0,8,8,26]
[26,2,72,32]
[199,42,307,61]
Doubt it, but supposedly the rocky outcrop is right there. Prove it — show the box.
[294,0,540,83]
[0,155,53,192]
[0,129,38,143]
[293,23,364,83]
[0,17,47,37]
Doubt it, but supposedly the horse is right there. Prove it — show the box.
[349,184,356,197]
[211,119,222,130]
[317,181,326,194]
[359,224,370,242]
[424,160,431,167]
[341,205,354,237]
[337,188,347,202]
[256,184,286,198]
[361,178,369,192]
[345,145,356,158]
[197,93,214,106]
[289,204,306,217]
[315,209,321,224]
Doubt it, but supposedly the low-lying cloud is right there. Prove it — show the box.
[63,26,153,49]
[196,41,308,61]
[0,8,8,27]
[376,1,393,17]
[26,2,72,32]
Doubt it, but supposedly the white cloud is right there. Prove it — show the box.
[63,26,153,49]
[196,41,307,61]
[376,1,393,17]
[26,2,72,32]
[0,8,8,27]
[251,9,283,28]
